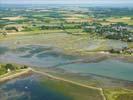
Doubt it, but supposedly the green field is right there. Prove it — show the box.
[0,5,133,100]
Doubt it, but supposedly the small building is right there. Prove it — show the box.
[7,68,11,72]
[125,49,133,54]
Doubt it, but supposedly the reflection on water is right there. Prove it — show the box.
[0,75,71,100]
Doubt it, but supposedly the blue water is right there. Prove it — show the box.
[0,45,133,81]
[0,44,133,100]
[0,75,71,100]
[58,60,133,81]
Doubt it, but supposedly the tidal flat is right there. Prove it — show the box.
[0,42,133,100]
[0,5,133,100]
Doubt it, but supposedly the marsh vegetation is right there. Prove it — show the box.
[0,4,133,100]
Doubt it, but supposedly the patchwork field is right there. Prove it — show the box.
[0,5,133,100]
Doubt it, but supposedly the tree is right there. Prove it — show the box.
[5,64,16,70]
[5,26,18,32]
[2,32,7,36]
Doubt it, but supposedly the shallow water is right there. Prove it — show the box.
[0,45,77,67]
[0,75,71,100]
[0,44,133,81]
[58,60,133,81]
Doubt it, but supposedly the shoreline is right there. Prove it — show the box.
[1,32,132,58]
[0,67,106,100]
[31,68,106,100]
[0,68,32,83]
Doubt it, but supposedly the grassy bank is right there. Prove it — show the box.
[0,64,31,82]
[104,88,133,100]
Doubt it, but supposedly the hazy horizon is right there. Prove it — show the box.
[1,0,133,5]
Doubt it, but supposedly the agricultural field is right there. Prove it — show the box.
[0,6,133,55]
[0,4,133,100]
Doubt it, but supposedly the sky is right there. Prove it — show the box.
[0,0,133,4]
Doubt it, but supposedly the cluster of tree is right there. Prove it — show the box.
[109,47,133,55]
[40,24,81,30]
[22,26,34,31]
[0,31,7,36]
[5,64,17,70]
[5,26,19,32]
[0,64,28,75]
[90,8,133,18]
[82,22,133,42]
[40,25,62,30]
[5,64,28,70]
[0,64,17,75]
